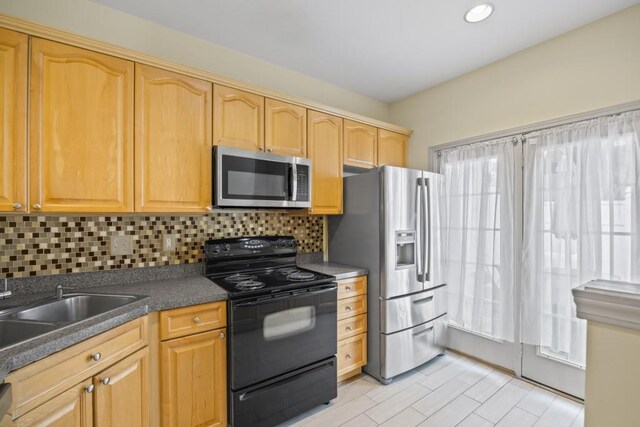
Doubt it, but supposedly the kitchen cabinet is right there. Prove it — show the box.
[343,120,377,168]
[0,28,27,213]
[213,85,264,152]
[159,302,227,427]
[336,276,368,382]
[307,110,343,215]
[265,98,307,157]
[134,64,212,213]
[29,38,134,213]
[4,317,148,425]
[377,129,408,167]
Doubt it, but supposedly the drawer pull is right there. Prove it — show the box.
[413,296,434,305]
[345,306,352,311]
[345,286,352,291]
[101,377,111,385]
[346,354,352,359]
[412,326,434,337]
[219,332,225,339]
[346,326,353,332]
[85,384,94,393]
[32,203,42,210]
[12,202,22,210]
[91,352,102,361]
[193,316,201,324]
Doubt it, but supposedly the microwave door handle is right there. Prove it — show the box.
[291,163,298,202]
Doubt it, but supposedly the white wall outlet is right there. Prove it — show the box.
[162,234,177,252]
[110,235,133,256]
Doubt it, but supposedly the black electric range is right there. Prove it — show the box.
[204,236,337,427]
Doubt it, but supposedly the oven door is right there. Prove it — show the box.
[229,283,337,390]
[214,146,310,208]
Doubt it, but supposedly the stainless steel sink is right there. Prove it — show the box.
[0,319,57,348]
[10,294,141,323]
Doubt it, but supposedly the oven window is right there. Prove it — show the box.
[263,306,316,341]
[222,154,289,200]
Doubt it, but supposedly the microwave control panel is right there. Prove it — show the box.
[295,165,310,202]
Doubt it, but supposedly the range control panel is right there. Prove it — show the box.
[204,236,297,259]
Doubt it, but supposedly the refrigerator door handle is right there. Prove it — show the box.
[424,177,431,282]
[415,178,423,280]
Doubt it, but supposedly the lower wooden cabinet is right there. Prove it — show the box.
[336,275,368,382]
[13,380,93,427]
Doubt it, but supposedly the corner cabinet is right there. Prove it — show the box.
[343,120,377,168]
[0,28,27,213]
[307,110,343,215]
[265,98,306,157]
[377,129,407,167]
[134,64,212,213]
[29,38,134,213]
[159,302,227,427]
[213,85,264,152]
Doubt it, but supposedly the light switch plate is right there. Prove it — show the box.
[162,234,177,252]
[110,235,133,256]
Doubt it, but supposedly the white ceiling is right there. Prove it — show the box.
[90,0,639,103]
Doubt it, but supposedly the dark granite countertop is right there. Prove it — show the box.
[0,273,227,383]
[299,260,368,280]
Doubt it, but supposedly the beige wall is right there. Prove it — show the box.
[0,0,390,121]
[390,5,640,170]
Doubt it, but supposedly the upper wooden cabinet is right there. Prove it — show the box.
[0,28,27,213]
[135,64,212,212]
[265,98,307,157]
[377,129,408,167]
[29,38,134,213]
[343,119,377,168]
[213,85,264,152]
[307,110,343,215]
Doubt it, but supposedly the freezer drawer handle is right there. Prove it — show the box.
[412,326,434,337]
[412,296,433,305]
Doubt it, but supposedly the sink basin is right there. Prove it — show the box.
[11,294,141,323]
[0,319,57,348]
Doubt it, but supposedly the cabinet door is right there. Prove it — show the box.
[0,28,27,213]
[135,64,212,212]
[213,85,264,152]
[307,110,343,214]
[265,98,306,157]
[161,329,227,427]
[14,380,93,427]
[29,38,134,213]
[378,129,407,167]
[343,119,377,168]
[94,348,149,427]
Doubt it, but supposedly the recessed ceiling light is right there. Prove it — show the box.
[464,3,495,23]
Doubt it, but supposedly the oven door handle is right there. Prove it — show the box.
[234,284,337,307]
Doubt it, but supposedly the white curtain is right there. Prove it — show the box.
[439,138,516,341]
[522,110,640,366]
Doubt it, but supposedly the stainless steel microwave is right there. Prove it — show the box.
[213,146,312,208]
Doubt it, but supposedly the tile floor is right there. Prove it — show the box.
[282,352,584,427]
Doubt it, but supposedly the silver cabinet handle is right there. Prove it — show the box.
[92,353,102,361]
[193,317,200,324]
[86,384,94,393]
[32,203,42,210]
[219,332,225,339]
[12,202,21,209]
[101,377,110,385]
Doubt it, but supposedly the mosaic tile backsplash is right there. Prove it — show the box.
[0,212,323,278]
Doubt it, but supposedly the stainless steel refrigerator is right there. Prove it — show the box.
[329,166,447,384]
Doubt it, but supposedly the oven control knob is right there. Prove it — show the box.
[223,244,231,252]
[212,245,220,254]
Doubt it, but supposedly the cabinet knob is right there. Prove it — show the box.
[219,332,225,339]
[267,148,273,152]
[346,354,352,359]
[32,203,42,210]
[345,286,352,291]
[12,202,22,210]
[206,206,213,211]
[91,352,102,361]
[86,384,94,393]
[101,377,110,385]
[345,306,352,311]
[193,317,200,324]
[259,146,265,151]
[346,326,352,332]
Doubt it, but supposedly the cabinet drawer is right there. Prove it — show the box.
[160,301,226,340]
[337,276,367,300]
[337,295,367,321]
[337,314,367,341]
[337,333,367,377]
[7,316,147,418]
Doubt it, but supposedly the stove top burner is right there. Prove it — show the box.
[225,274,257,283]
[277,267,299,275]
[287,271,316,281]
[235,280,266,290]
